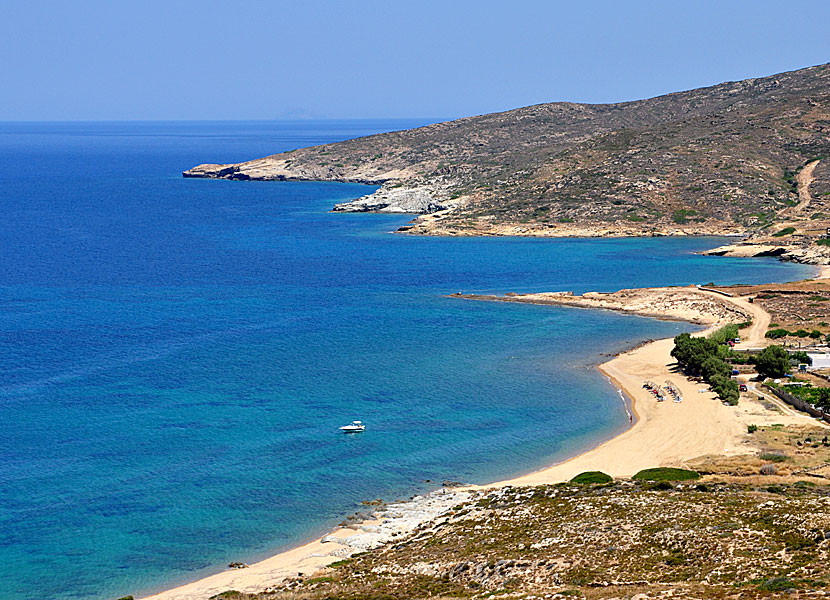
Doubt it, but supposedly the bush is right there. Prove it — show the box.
[737,320,752,329]
[816,238,830,247]
[795,329,810,338]
[760,452,787,462]
[647,480,675,490]
[747,424,758,433]
[633,467,700,481]
[810,329,823,339]
[759,464,777,475]
[758,577,796,591]
[672,208,697,224]
[571,471,613,484]
[794,480,817,487]
[772,227,796,237]
[766,328,790,339]
[708,324,739,345]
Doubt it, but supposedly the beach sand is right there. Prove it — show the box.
[140,281,826,600]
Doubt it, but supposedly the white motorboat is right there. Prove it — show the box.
[339,420,365,433]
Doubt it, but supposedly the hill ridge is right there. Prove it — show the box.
[184,63,830,259]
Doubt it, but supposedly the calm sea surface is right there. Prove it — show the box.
[0,121,815,600]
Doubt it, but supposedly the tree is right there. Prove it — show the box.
[790,351,812,366]
[754,345,791,379]
[816,388,830,412]
[702,355,731,381]
[671,332,740,403]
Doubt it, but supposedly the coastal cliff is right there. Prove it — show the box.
[185,64,830,255]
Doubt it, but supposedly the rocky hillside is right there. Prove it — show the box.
[185,64,830,240]
[211,480,830,600]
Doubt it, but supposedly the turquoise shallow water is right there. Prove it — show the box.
[0,121,816,600]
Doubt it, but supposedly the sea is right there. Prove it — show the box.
[0,120,815,600]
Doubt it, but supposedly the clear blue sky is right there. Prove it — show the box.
[2,0,829,121]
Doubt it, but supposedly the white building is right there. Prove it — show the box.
[807,352,830,370]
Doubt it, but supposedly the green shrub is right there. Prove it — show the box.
[647,480,675,490]
[794,480,817,487]
[633,467,700,481]
[810,329,823,339]
[571,471,613,485]
[708,324,739,345]
[759,577,796,591]
[760,452,788,462]
[328,559,353,568]
[737,320,752,329]
[747,424,758,433]
[672,209,697,224]
[816,238,830,247]
[766,328,790,339]
[773,227,796,237]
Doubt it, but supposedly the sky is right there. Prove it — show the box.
[1,0,829,121]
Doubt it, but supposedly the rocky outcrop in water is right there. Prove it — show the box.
[332,186,449,214]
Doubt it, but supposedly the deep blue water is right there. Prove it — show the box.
[0,121,815,600]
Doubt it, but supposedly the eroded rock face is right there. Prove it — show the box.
[333,187,447,214]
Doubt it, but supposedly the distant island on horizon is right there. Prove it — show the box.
[185,63,830,268]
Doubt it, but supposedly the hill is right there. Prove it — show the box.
[184,64,830,247]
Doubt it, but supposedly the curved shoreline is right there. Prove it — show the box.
[139,268,827,600]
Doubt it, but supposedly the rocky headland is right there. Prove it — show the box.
[185,64,830,266]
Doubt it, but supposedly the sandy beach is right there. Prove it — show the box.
[141,273,827,600]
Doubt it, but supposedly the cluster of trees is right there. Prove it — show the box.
[671,327,802,403]
[671,332,739,404]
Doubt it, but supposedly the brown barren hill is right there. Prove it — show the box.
[185,63,830,257]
